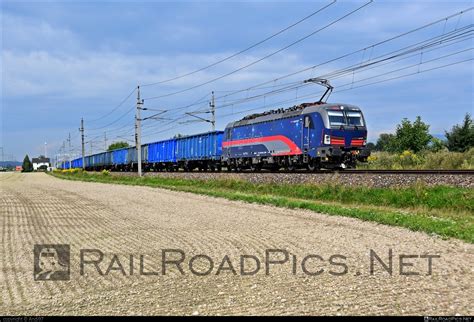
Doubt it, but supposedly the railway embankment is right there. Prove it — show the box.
[111,170,474,188]
[51,170,474,243]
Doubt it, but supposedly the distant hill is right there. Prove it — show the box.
[431,133,446,141]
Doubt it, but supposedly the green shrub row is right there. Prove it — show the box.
[360,148,474,170]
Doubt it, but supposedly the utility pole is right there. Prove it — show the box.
[104,132,107,151]
[210,91,216,131]
[90,142,93,155]
[135,86,143,177]
[67,133,71,169]
[44,142,48,158]
[80,118,85,170]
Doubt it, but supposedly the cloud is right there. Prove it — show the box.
[2,47,308,99]
[2,13,80,53]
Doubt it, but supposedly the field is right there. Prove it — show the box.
[1,172,473,315]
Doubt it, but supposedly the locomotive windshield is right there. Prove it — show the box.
[327,111,346,126]
[346,111,364,126]
[327,110,365,127]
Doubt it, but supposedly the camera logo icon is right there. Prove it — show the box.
[34,244,70,281]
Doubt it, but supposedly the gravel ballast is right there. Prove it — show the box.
[112,171,474,188]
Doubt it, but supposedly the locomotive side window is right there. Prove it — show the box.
[346,112,364,126]
[304,116,314,128]
[328,111,345,126]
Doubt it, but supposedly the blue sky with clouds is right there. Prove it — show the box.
[1,0,473,161]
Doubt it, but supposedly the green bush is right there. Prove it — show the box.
[360,148,474,170]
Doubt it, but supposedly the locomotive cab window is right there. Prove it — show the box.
[327,111,345,126]
[346,111,364,127]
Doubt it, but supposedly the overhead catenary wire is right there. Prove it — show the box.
[139,53,473,141]
[204,7,473,104]
[150,24,472,123]
[87,87,136,123]
[207,26,473,112]
[86,29,474,143]
[336,58,473,92]
[143,1,373,101]
[88,105,136,131]
[138,8,472,123]
[140,0,337,87]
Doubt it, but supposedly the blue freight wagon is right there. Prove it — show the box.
[112,148,128,166]
[148,139,177,162]
[176,131,223,171]
[91,152,105,167]
[71,157,83,169]
[124,145,148,170]
[104,151,113,167]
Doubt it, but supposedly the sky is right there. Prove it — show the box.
[1,0,473,161]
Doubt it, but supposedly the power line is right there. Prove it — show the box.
[88,87,136,123]
[140,1,337,87]
[143,1,372,101]
[139,52,472,141]
[209,27,473,112]
[336,58,473,92]
[317,27,473,82]
[77,6,471,142]
[196,25,466,112]
[88,104,135,131]
[204,7,473,104]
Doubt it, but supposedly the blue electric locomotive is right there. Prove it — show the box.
[222,102,370,170]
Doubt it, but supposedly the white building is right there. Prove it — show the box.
[32,156,50,171]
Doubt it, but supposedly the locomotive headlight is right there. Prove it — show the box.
[363,139,367,146]
[324,134,331,145]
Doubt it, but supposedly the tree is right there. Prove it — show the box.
[445,113,474,152]
[366,142,376,151]
[393,116,431,153]
[22,155,33,172]
[107,141,130,151]
[428,137,446,152]
[375,133,396,152]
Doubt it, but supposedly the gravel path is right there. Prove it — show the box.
[112,171,474,188]
[0,172,472,315]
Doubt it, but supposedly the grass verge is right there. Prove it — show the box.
[50,171,474,243]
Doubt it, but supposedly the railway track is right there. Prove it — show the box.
[112,169,474,175]
[334,169,474,175]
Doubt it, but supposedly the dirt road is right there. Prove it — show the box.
[0,172,472,315]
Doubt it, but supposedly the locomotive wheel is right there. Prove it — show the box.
[286,164,295,172]
[250,164,261,172]
[307,159,318,172]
